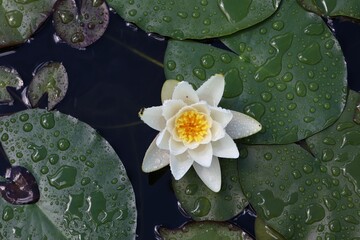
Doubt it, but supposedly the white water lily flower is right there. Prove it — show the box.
[139,74,262,192]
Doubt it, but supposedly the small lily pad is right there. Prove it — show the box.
[0,0,57,48]
[165,0,347,144]
[0,108,137,239]
[0,66,23,104]
[53,0,109,49]
[157,221,253,240]
[107,0,281,40]
[26,62,68,110]
[173,159,247,221]
[298,0,360,19]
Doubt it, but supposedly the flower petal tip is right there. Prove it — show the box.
[161,79,179,103]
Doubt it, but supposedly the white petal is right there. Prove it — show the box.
[156,130,170,150]
[169,138,187,155]
[212,133,239,158]
[210,106,233,127]
[193,157,221,192]
[161,80,179,103]
[196,74,225,106]
[226,110,262,139]
[188,143,213,167]
[211,121,226,141]
[190,101,210,115]
[170,153,194,180]
[162,99,186,120]
[172,81,199,104]
[140,106,165,131]
[142,138,170,172]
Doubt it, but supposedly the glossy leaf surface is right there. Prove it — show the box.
[165,0,347,144]
[0,109,136,239]
[157,221,253,240]
[27,62,68,110]
[254,217,285,240]
[0,0,57,49]
[53,0,109,49]
[107,0,281,40]
[0,66,23,104]
[298,0,360,19]
[238,142,360,239]
[173,159,247,221]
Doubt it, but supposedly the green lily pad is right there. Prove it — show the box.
[173,159,247,221]
[53,0,109,49]
[255,217,285,240]
[157,221,253,240]
[164,0,347,144]
[297,0,360,19]
[238,143,360,239]
[27,62,68,110]
[0,66,23,104]
[107,0,281,40]
[0,108,137,239]
[0,0,57,49]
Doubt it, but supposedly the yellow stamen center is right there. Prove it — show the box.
[175,110,209,143]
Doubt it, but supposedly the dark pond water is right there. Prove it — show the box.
[0,11,359,239]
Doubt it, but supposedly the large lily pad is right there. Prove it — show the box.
[297,0,360,19]
[107,0,281,40]
[0,0,57,49]
[0,66,23,104]
[164,0,347,144]
[173,159,247,221]
[157,221,253,240]
[238,143,360,239]
[0,109,137,239]
[53,0,109,49]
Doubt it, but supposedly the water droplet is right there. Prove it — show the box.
[71,32,85,43]
[340,131,360,148]
[185,184,198,195]
[220,53,231,63]
[1,133,9,141]
[48,165,77,190]
[261,92,272,102]
[223,68,243,98]
[295,81,307,97]
[336,122,355,131]
[257,189,287,220]
[27,143,47,162]
[303,164,313,173]
[167,60,176,71]
[217,0,251,23]
[86,191,120,226]
[243,102,265,120]
[57,138,70,151]
[304,23,324,35]
[177,11,188,19]
[40,166,49,174]
[193,68,206,81]
[305,204,325,224]
[254,33,293,82]
[19,113,29,122]
[81,177,91,186]
[272,21,284,31]
[49,154,59,165]
[282,72,293,82]
[323,196,337,211]
[5,10,23,28]
[92,0,104,7]
[344,215,359,224]
[309,82,319,91]
[171,30,184,39]
[163,16,172,23]
[276,83,287,91]
[85,161,95,168]
[64,192,84,224]
[328,219,341,232]
[287,103,297,111]
[292,170,302,179]
[323,137,336,145]
[23,123,33,132]
[191,197,211,217]
[128,9,137,16]
[57,10,74,24]
[297,43,322,65]
[331,166,340,177]
[321,148,334,162]
[200,54,215,69]
[2,206,14,221]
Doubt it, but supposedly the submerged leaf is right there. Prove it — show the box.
[108,0,281,40]
[0,0,57,49]
[173,159,247,221]
[165,0,347,144]
[0,109,137,239]
[27,62,68,110]
[157,221,253,240]
[0,66,23,104]
[53,0,109,49]
[298,0,360,19]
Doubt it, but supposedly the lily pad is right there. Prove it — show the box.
[156,221,253,240]
[53,0,109,49]
[0,0,57,49]
[173,159,247,221]
[238,143,360,239]
[107,0,281,40]
[0,66,23,104]
[164,0,347,144]
[26,62,68,110]
[0,109,137,239]
[254,217,285,240]
[297,0,360,19]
